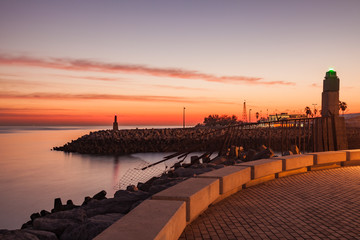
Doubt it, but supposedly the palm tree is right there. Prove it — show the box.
[314,108,318,117]
[339,101,347,115]
[305,106,312,118]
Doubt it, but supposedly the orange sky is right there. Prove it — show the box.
[1,1,359,126]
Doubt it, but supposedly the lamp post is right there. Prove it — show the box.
[183,107,186,128]
[249,109,252,123]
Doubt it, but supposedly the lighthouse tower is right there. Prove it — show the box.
[321,68,339,117]
[113,115,118,131]
[319,68,347,150]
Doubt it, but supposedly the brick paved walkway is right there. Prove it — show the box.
[179,166,360,240]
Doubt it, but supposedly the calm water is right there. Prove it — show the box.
[0,126,185,230]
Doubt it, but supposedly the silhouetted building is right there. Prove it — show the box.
[113,115,118,131]
[268,113,306,122]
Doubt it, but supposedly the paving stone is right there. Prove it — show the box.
[180,166,360,240]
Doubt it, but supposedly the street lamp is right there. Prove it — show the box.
[249,109,252,123]
[183,107,186,128]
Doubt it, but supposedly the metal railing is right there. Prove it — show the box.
[145,116,343,169]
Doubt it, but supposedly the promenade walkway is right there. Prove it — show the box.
[179,166,360,240]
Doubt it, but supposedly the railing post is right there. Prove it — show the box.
[298,119,301,152]
[307,119,310,153]
[285,120,289,151]
[268,122,271,149]
[280,121,283,155]
[296,119,299,147]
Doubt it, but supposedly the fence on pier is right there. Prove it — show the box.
[158,116,348,164]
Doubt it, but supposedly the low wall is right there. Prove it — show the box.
[94,149,360,240]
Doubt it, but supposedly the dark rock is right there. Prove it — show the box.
[244,149,256,162]
[151,178,172,186]
[53,198,62,212]
[190,163,206,169]
[148,179,183,194]
[166,170,175,178]
[84,190,150,217]
[62,200,78,211]
[190,156,200,165]
[136,182,145,191]
[21,220,33,229]
[172,162,182,169]
[253,148,274,160]
[59,213,123,240]
[33,217,78,236]
[0,229,39,240]
[45,208,87,222]
[83,198,133,217]
[113,190,150,202]
[202,155,211,163]
[149,176,187,192]
[40,210,51,217]
[210,156,227,165]
[148,184,168,194]
[23,230,58,240]
[92,190,107,200]
[174,167,195,177]
[137,177,157,192]
[126,185,138,192]
[31,213,41,221]
[81,197,92,206]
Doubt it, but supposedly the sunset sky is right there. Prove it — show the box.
[0,0,359,126]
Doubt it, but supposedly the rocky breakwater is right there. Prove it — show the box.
[53,126,306,155]
[53,128,222,155]
[1,145,280,240]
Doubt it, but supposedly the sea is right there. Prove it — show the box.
[0,126,189,230]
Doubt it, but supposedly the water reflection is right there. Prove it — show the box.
[0,127,195,230]
[113,156,119,191]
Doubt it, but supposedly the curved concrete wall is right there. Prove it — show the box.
[95,149,360,240]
